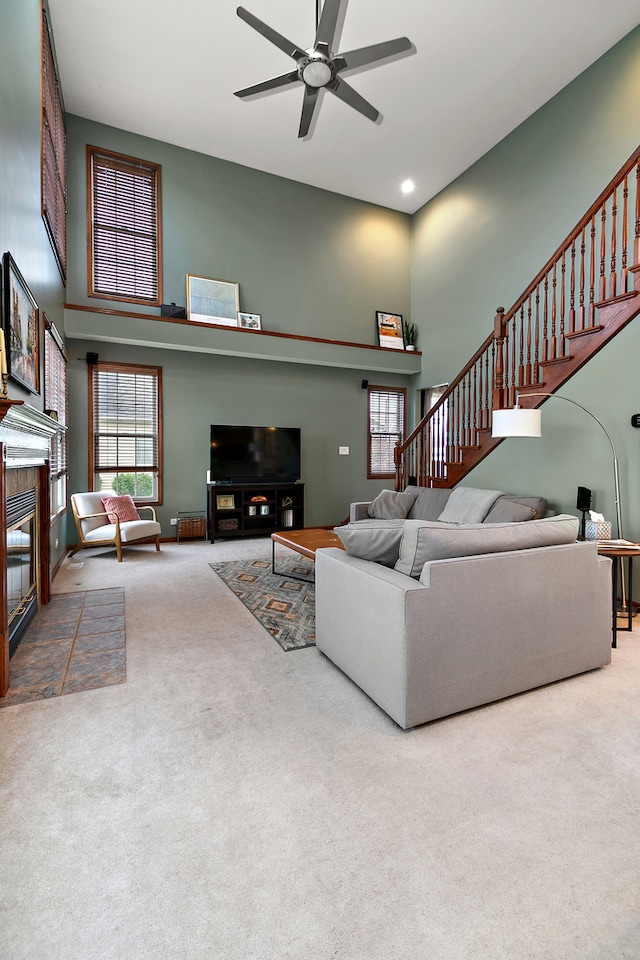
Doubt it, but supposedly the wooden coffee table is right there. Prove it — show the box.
[271,527,345,580]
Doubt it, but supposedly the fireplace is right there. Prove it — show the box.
[6,488,38,657]
[0,401,57,695]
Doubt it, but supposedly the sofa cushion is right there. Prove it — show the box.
[482,498,536,523]
[436,486,504,523]
[101,494,140,524]
[406,486,452,521]
[335,519,405,567]
[367,488,418,520]
[484,495,547,523]
[395,514,580,578]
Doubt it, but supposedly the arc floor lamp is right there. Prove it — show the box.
[491,391,623,542]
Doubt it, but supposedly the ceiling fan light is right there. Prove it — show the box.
[302,59,332,87]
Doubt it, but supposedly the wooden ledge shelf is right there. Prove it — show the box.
[64,303,422,375]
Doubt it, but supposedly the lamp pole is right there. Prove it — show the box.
[516,392,623,541]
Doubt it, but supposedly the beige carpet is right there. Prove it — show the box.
[1,537,639,959]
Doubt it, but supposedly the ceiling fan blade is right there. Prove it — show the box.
[314,0,343,55]
[298,86,320,138]
[236,7,307,62]
[234,71,300,98]
[334,36,412,72]
[326,76,379,122]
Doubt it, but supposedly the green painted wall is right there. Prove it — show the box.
[411,25,640,538]
[1,0,67,569]
[66,116,411,345]
[64,116,412,530]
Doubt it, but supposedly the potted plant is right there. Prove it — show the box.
[403,320,418,351]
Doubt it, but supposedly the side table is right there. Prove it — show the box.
[596,542,640,648]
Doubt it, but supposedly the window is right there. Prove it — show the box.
[89,362,162,502]
[41,5,66,280]
[87,146,162,305]
[44,320,68,519]
[368,386,406,478]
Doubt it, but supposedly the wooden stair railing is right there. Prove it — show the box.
[395,145,640,490]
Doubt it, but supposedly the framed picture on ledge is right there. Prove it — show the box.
[376,311,404,350]
[238,312,262,330]
[2,252,40,394]
[186,274,240,327]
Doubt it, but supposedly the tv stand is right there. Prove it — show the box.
[207,481,304,542]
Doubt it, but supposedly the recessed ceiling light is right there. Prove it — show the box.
[401,179,415,195]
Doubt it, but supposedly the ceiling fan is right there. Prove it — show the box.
[233,0,413,138]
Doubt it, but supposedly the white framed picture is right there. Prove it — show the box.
[238,312,262,330]
[186,274,239,326]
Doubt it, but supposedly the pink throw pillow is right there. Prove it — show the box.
[101,494,140,524]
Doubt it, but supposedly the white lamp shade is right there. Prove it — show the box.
[491,407,542,438]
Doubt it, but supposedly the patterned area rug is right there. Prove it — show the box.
[209,556,316,651]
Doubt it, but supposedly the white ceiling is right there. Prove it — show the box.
[48,0,640,214]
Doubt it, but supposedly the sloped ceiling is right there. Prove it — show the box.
[48,0,640,213]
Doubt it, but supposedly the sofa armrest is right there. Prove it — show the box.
[350,501,372,522]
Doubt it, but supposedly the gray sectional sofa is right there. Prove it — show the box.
[315,487,612,729]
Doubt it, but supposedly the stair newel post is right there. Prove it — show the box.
[394,439,404,491]
[492,307,507,411]
[542,274,549,363]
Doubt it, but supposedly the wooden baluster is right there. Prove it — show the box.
[610,185,618,299]
[517,306,525,387]
[507,315,515,406]
[635,160,640,266]
[472,363,478,440]
[589,215,596,326]
[599,204,607,303]
[621,172,629,293]
[579,226,586,330]
[550,261,557,360]
[559,251,566,357]
[525,295,533,385]
[542,275,549,363]
[569,238,576,334]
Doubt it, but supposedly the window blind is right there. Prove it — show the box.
[88,147,162,304]
[44,321,69,517]
[368,386,406,478]
[90,363,161,501]
[41,8,66,280]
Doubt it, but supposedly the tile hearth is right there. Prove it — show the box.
[0,588,126,707]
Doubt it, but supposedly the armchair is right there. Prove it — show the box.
[70,491,161,562]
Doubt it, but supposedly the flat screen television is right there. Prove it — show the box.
[210,425,301,483]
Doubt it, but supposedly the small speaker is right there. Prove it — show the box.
[86,352,99,365]
[576,486,592,511]
[361,379,369,389]
[161,302,187,319]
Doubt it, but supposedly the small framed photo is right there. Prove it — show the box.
[238,312,262,330]
[376,311,405,350]
[216,494,236,510]
[187,274,240,327]
[2,252,40,394]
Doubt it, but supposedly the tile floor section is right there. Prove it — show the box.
[0,588,126,707]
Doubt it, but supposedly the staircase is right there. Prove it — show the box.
[396,145,640,490]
